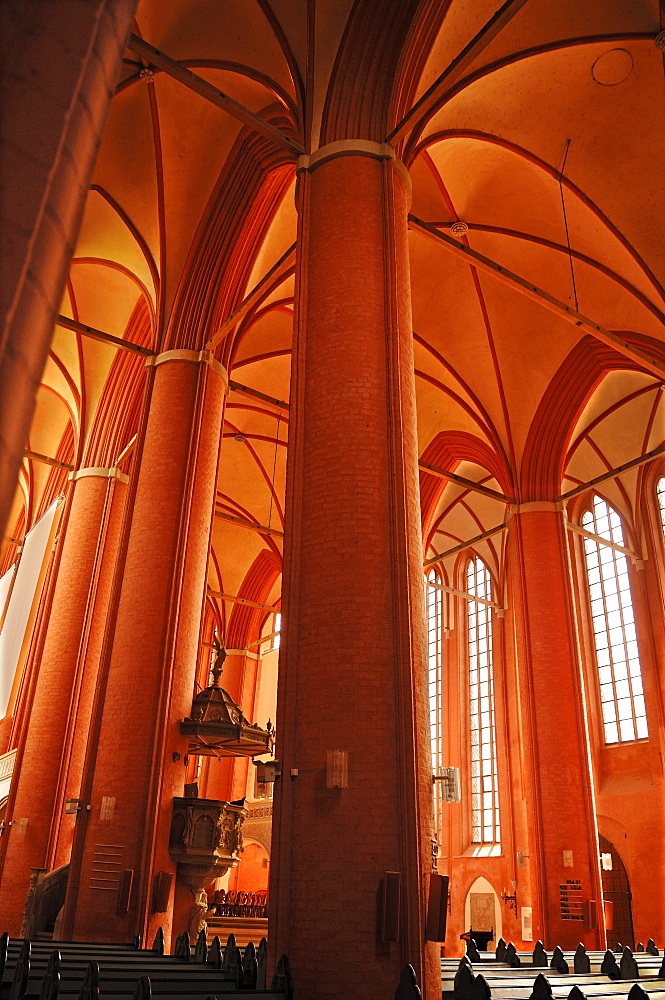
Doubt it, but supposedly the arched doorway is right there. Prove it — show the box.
[464,876,502,949]
[228,841,270,894]
[599,835,634,950]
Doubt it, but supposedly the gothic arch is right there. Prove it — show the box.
[420,430,510,543]
[225,549,282,652]
[521,334,665,501]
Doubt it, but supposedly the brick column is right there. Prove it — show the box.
[0,0,138,541]
[61,351,226,944]
[269,142,438,1000]
[0,468,127,934]
[508,503,604,948]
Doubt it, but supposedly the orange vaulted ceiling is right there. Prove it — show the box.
[9,0,664,642]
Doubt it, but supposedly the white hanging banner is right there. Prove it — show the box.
[0,500,61,717]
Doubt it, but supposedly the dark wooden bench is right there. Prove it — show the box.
[0,933,289,1000]
[444,940,664,1000]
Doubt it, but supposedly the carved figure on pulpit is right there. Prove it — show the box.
[234,814,245,853]
[219,813,235,849]
[188,888,208,939]
[182,805,193,846]
[215,810,225,848]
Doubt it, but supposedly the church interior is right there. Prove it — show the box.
[1,1,665,998]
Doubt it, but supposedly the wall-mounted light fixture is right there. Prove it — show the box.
[326,750,348,788]
[501,881,517,914]
[254,760,281,783]
[433,767,461,802]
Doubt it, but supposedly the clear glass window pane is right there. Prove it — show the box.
[614,662,628,681]
[426,571,444,831]
[602,701,616,722]
[657,477,665,535]
[617,698,632,721]
[615,679,630,700]
[604,721,619,743]
[582,496,648,746]
[272,612,281,650]
[605,596,620,616]
[600,684,614,705]
[619,719,635,741]
[467,557,500,846]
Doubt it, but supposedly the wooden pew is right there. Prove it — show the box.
[444,940,664,1000]
[0,933,288,1000]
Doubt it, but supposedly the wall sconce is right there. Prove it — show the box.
[64,799,80,814]
[326,750,348,788]
[501,881,517,915]
[254,760,281,783]
[433,767,461,802]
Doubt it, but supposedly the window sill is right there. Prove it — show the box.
[462,843,502,858]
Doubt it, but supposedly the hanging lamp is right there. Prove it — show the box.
[180,639,275,758]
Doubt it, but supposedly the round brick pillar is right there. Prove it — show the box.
[508,503,605,949]
[0,468,127,934]
[269,143,439,1000]
[61,351,227,944]
[0,0,138,542]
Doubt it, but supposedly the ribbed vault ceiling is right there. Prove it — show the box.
[5,0,665,638]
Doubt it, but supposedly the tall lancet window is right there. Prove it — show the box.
[582,495,648,744]
[467,558,500,844]
[426,570,444,815]
[657,477,665,534]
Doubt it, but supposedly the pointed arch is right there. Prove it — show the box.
[225,549,282,651]
[521,333,665,501]
[165,115,295,358]
[321,0,435,143]
[83,297,152,469]
[420,430,511,539]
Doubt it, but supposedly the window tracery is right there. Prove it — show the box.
[426,570,444,828]
[656,477,665,535]
[272,612,281,651]
[581,495,647,744]
[467,558,500,845]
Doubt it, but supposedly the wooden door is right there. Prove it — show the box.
[599,835,634,950]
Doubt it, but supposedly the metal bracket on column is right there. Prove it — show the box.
[297,139,411,189]
[297,139,394,173]
[506,500,563,520]
[144,349,228,390]
[68,467,129,485]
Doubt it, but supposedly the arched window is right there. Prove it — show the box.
[467,558,500,845]
[426,570,444,786]
[657,477,665,535]
[272,611,281,650]
[581,496,648,744]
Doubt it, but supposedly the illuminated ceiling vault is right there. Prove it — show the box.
[4,0,665,634]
